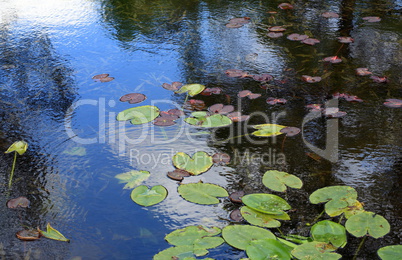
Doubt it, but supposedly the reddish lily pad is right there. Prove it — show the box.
[92,74,114,82]
[153,117,176,126]
[356,68,372,76]
[167,109,184,117]
[324,108,347,118]
[167,169,191,181]
[238,90,261,99]
[322,12,339,18]
[119,93,146,104]
[269,26,286,32]
[252,74,273,82]
[92,73,109,79]
[201,87,222,95]
[280,127,301,137]
[363,16,381,22]
[7,196,30,208]
[226,17,250,28]
[227,112,250,122]
[338,37,354,43]
[287,33,309,41]
[230,209,244,222]
[301,38,320,45]
[278,3,294,9]
[16,230,41,241]
[184,99,206,111]
[226,23,243,28]
[302,75,322,83]
[333,93,363,102]
[371,75,388,83]
[266,97,287,105]
[306,104,322,111]
[208,104,235,115]
[384,99,402,108]
[229,191,245,203]
[225,69,249,78]
[212,153,231,164]
[162,81,183,91]
[267,32,283,38]
[323,56,342,63]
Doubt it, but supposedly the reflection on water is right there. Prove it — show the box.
[0,0,400,259]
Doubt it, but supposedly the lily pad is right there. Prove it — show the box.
[262,170,303,192]
[178,183,228,205]
[291,242,341,260]
[119,93,146,104]
[246,238,292,260]
[201,87,222,95]
[227,112,250,122]
[225,69,249,78]
[371,75,388,83]
[7,196,30,208]
[162,81,183,91]
[173,151,213,175]
[131,185,168,207]
[165,226,221,246]
[16,230,41,241]
[242,193,291,215]
[92,74,114,82]
[230,209,244,222]
[280,127,301,137]
[116,105,160,125]
[311,220,347,248]
[356,68,372,76]
[302,75,321,83]
[323,56,342,63]
[302,38,320,45]
[193,237,224,256]
[287,33,309,41]
[5,140,28,155]
[185,99,206,110]
[377,245,402,260]
[39,223,70,242]
[167,169,191,181]
[268,32,284,38]
[269,26,286,32]
[212,153,230,164]
[278,3,294,9]
[154,245,195,260]
[229,190,245,203]
[208,104,234,115]
[238,90,261,99]
[266,97,287,105]
[222,225,276,250]
[338,37,354,43]
[185,113,233,128]
[384,99,402,108]
[115,170,150,189]
[241,206,290,228]
[345,211,390,238]
[176,84,205,96]
[252,74,273,82]
[251,124,286,137]
[363,16,381,22]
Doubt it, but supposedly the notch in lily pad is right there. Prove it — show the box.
[173,151,213,175]
[345,211,390,239]
[262,170,303,192]
[131,185,168,207]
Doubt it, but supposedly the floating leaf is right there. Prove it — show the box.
[383,99,402,108]
[193,237,224,256]
[131,185,168,207]
[229,191,245,203]
[377,245,402,260]
[246,238,292,260]
[225,69,249,78]
[185,99,206,111]
[238,90,261,99]
[115,170,150,189]
[222,225,276,250]
[176,84,205,96]
[92,74,115,82]
[269,26,286,32]
[280,126,301,137]
[92,73,109,79]
[291,242,341,260]
[262,170,303,192]
[302,38,320,45]
[306,104,322,112]
[227,112,250,122]
[253,74,273,82]
[5,141,28,155]
[363,16,381,22]
[266,97,287,105]
[167,169,191,181]
[116,105,160,125]
[178,183,228,205]
[173,151,213,175]
[208,104,234,115]
[311,220,347,248]
[323,108,347,118]
[267,32,283,38]
[241,206,290,228]
[345,211,390,238]
[371,75,388,83]
[119,93,146,104]
[185,113,233,128]
[337,37,354,43]
[323,56,342,63]
[154,245,194,260]
[322,12,339,18]
[242,193,291,215]
[201,87,222,95]
[287,33,309,41]
[251,124,286,137]
[230,209,244,222]
[39,223,70,242]
[356,68,372,76]
[165,226,221,246]
[162,81,183,91]
[229,17,250,24]
[302,75,322,83]
[212,153,230,164]
[7,196,30,208]
[278,3,294,9]
[16,230,41,241]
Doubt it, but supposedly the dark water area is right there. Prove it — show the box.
[0,0,401,259]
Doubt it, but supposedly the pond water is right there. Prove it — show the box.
[0,0,401,259]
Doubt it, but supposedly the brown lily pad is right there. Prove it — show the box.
[162,82,183,91]
[323,56,342,63]
[267,32,284,38]
[238,90,261,99]
[322,12,339,18]
[225,69,249,78]
[356,68,372,76]
[92,74,114,82]
[227,112,250,122]
[230,209,244,222]
[338,37,354,43]
[301,38,320,45]
[280,127,301,137]
[229,191,245,203]
[226,22,243,28]
[266,97,287,105]
[302,75,322,83]
[16,230,41,241]
[153,117,176,126]
[384,99,402,108]
[252,74,273,82]
[7,196,30,208]
[92,73,109,79]
[363,16,381,22]
[269,26,286,32]
[184,99,206,110]
[208,104,235,115]
[167,169,191,181]
[278,3,294,9]
[371,75,388,83]
[119,93,147,104]
[287,33,309,41]
[212,153,231,164]
[201,87,222,96]
[167,109,184,117]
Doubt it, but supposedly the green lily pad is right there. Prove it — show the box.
[291,242,341,260]
[222,225,276,250]
[154,245,195,260]
[345,211,390,238]
[311,220,347,248]
[378,245,402,260]
[251,124,286,137]
[185,113,233,128]
[5,140,28,155]
[115,170,150,189]
[178,183,228,205]
[242,193,291,215]
[165,226,221,246]
[175,84,206,96]
[240,206,290,228]
[130,185,167,207]
[39,223,70,242]
[309,186,359,217]
[63,146,86,156]
[173,151,213,175]
[193,237,224,256]
[116,105,160,124]
[262,170,303,192]
[246,238,292,260]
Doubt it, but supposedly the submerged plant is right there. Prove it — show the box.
[5,140,28,188]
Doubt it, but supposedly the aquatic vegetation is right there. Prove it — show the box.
[363,16,381,22]
[131,185,167,207]
[251,123,286,137]
[242,193,291,215]
[222,225,276,250]
[162,81,182,91]
[116,105,160,124]
[16,230,41,241]
[302,75,321,83]
[177,182,228,205]
[5,140,28,188]
[211,153,230,165]
[226,17,250,28]
[175,83,205,97]
[38,223,70,242]
[172,151,213,175]
[167,169,191,181]
[356,67,372,76]
[115,170,150,189]
[184,112,233,128]
[383,99,402,108]
[92,73,114,82]
[6,196,30,208]
[262,170,303,192]
[238,90,261,99]
[119,93,146,104]
[377,245,402,260]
